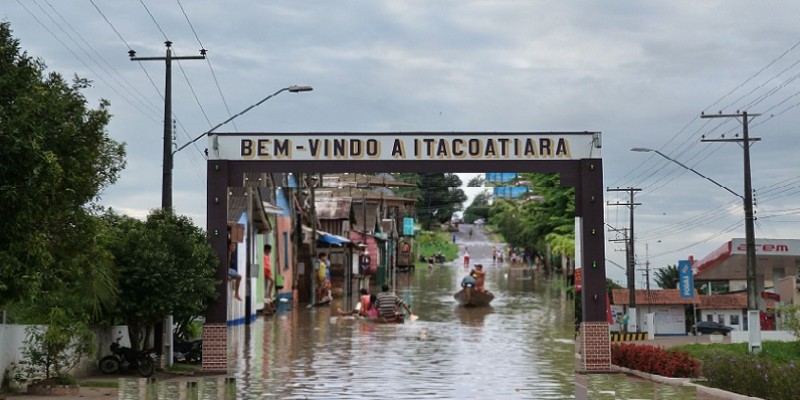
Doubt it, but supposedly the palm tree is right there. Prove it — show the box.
[653,265,678,289]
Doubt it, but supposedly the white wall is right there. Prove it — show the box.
[0,324,29,379]
[638,306,685,335]
[731,330,797,343]
[1,324,130,382]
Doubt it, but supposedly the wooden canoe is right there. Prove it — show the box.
[454,287,494,307]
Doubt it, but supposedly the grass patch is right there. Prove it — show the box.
[673,340,800,365]
[78,380,119,388]
[415,231,458,259]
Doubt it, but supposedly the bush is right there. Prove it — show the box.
[414,231,458,263]
[699,351,800,400]
[611,343,700,378]
[12,322,93,387]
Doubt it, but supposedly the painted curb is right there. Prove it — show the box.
[611,365,764,400]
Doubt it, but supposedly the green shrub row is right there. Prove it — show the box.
[700,351,800,400]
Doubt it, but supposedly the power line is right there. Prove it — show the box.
[174,0,238,131]
[138,0,169,41]
[42,0,163,119]
[15,0,160,124]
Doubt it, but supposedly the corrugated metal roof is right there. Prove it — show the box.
[352,203,379,233]
[328,187,415,202]
[315,197,351,220]
[323,173,417,188]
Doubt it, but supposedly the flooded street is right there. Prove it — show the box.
[228,227,576,399]
[109,226,721,399]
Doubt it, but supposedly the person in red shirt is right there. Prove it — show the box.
[263,243,274,299]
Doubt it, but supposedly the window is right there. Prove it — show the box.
[718,315,725,325]
[730,314,740,325]
[707,314,713,322]
[743,312,749,331]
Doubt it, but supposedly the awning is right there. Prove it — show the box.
[318,233,350,245]
[261,201,285,215]
[302,226,352,246]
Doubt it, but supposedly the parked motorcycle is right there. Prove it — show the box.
[173,335,202,364]
[98,336,156,377]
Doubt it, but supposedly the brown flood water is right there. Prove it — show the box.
[226,230,576,399]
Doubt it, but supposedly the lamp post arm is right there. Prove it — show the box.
[652,150,743,200]
[173,87,291,155]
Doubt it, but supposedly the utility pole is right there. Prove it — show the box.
[129,41,205,366]
[642,243,651,314]
[608,187,641,330]
[701,110,762,352]
[129,41,206,211]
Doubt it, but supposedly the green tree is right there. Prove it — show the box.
[392,173,466,230]
[104,210,218,350]
[467,175,485,187]
[489,173,575,274]
[463,190,491,223]
[0,22,125,307]
[654,265,678,289]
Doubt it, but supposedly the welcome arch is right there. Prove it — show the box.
[202,132,610,373]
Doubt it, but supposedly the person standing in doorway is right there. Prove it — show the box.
[316,252,331,303]
[228,241,242,301]
[263,244,274,312]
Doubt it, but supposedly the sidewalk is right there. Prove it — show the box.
[3,372,230,400]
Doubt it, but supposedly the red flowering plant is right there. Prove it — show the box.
[611,343,700,378]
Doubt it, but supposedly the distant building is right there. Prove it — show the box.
[698,294,747,332]
[611,289,697,335]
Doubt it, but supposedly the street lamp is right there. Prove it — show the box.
[630,146,761,352]
[173,85,313,155]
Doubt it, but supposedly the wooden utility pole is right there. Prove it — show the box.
[607,188,641,313]
[129,41,206,211]
[129,41,205,366]
[701,110,762,352]
[700,111,761,311]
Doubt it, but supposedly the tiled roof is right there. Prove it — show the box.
[698,294,747,309]
[611,289,698,306]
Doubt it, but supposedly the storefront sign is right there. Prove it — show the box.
[678,260,694,298]
[730,238,800,256]
[402,217,415,236]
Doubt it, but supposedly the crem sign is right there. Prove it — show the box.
[730,238,800,257]
[209,132,602,162]
[737,244,789,252]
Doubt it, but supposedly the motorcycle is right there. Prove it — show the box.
[173,335,202,364]
[98,336,156,377]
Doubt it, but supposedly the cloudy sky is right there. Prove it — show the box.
[6,1,800,286]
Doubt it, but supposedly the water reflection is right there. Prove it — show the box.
[118,377,235,400]
[218,262,577,399]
